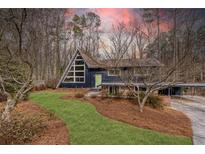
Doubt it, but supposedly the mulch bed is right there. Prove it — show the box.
[0,101,69,145]
[62,94,192,138]
[47,88,90,95]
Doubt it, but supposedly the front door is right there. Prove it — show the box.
[95,74,102,88]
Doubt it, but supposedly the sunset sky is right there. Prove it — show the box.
[65,8,205,34]
[64,8,205,57]
[90,8,141,31]
[66,8,171,32]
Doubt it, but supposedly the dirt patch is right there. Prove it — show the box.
[62,94,192,137]
[0,101,69,145]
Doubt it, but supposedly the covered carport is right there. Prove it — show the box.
[159,83,205,96]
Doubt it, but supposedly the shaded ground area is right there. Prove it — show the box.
[171,96,205,145]
[31,91,192,144]
[62,94,192,137]
[0,101,69,145]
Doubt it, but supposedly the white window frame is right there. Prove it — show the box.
[107,69,121,76]
[63,53,85,83]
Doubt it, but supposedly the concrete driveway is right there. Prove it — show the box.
[171,96,205,145]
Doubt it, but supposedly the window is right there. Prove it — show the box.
[64,77,74,82]
[70,66,74,71]
[75,66,84,70]
[76,55,83,59]
[67,72,74,76]
[108,69,121,76]
[75,60,84,65]
[75,72,84,76]
[75,77,84,82]
[63,53,85,83]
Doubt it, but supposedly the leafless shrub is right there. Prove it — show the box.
[0,113,45,144]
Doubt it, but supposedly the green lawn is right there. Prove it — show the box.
[30,92,192,145]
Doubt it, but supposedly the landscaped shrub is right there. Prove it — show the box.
[146,94,164,109]
[74,93,84,98]
[0,113,45,144]
[138,92,164,109]
[33,80,46,91]
[46,79,58,89]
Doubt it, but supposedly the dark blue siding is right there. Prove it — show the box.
[89,68,122,87]
[59,65,124,88]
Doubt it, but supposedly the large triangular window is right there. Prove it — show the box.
[63,53,85,83]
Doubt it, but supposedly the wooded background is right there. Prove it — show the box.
[0,8,205,88]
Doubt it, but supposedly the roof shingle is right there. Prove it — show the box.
[79,51,164,68]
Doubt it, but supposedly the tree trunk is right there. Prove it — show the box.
[1,98,16,122]
[139,104,144,113]
[139,94,149,112]
[173,9,177,80]
[157,8,160,61]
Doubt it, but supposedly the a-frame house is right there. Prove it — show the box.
[56,49,164,91]
[56,50,104,88]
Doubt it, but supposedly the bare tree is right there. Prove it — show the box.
[101,10,197,112]
[101,23,135,63]
[71,12,101,57]
[129,21,149,59]
[0,9,33,121]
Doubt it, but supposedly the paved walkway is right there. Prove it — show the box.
[85,89,101,97]
[171,96,205,145]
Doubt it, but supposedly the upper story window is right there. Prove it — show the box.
[108,69,121,76]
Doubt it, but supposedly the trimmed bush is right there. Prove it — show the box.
[138,92,164,109]
[146,95,164,109]
[0,113,45,144]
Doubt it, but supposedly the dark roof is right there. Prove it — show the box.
[80,51,103,68]
[79,51,164,69]
[101,58,164,68]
